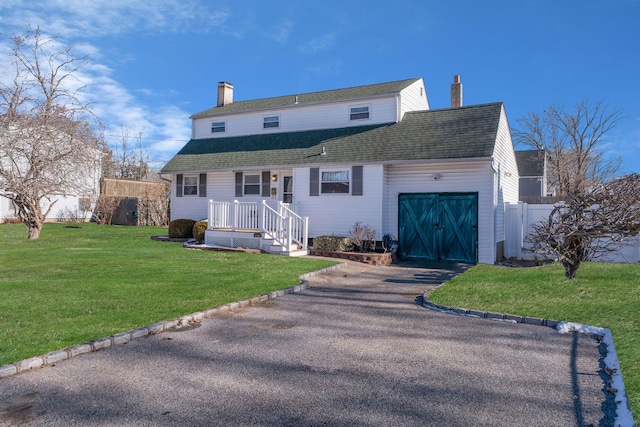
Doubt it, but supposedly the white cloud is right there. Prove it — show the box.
[270,19,294,44]
[0,0,232,38]
[298,31,338,54]
[0,1,196,162]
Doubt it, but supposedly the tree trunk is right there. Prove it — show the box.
[27,221,42,240]
[562,258,580,279]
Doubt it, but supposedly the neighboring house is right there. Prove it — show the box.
[161,77,519,264]
[515,149,552,202]
[0,125,102,223]
[1,189,99,223]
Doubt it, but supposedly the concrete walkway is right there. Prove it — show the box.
[0,261,612,426]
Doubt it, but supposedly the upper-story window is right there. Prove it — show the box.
[349,105,370,121]
[211,121,226,133]
[263,115,280,129]
[321,169,350,194]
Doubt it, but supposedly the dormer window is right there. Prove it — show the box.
[211,121,226,133]
[263,115,280,129]
[350,105,370,121]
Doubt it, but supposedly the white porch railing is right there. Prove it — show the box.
[208,200,308,252]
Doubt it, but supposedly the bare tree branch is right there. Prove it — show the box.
[515,100,633,278]
[0,25,104,239]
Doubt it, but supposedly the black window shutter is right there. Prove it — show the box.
[310,168,319,196]
[352,166,363,196]
[235,172,243,197]
[261,171,270,197]
[176,174,183,197]
[199,173,207,197]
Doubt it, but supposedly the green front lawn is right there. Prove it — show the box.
[0,223,335,366]
[429,262,640,420]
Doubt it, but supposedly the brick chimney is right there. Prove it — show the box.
[450,75,463,108]
[217,81,234,107]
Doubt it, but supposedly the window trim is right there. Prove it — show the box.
[349,104,370,121]
[211,120,226,133]
[243,173,261,195]
[320,168,350,194]
[263,115,280,129]
[182,175,199,196]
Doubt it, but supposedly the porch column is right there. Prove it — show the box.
[208,199,214,230]
[302,216,309,250]
[259,200,266,232]
[231,200,239,231]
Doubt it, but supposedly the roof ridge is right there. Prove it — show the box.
[191,78,422,118]
[404,102,503,115]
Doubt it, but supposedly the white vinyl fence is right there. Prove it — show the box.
[504,202,640,263]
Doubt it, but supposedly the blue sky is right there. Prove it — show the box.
[1,0,639,173]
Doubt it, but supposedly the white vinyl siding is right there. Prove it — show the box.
[39,195,94,221]
[192,96,399,139]
[294,165,384,238]
[170,172,235,221]
[399,79,430,119]
[491,105,520,242]
[383,161,496,264]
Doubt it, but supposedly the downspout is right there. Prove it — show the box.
[158,172,172,185]
[158,172,172,198]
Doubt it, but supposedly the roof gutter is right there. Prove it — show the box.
[191,92,406,120]
[160,157,494,175]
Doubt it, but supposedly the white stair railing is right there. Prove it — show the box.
[261,201,290,251]
[278,202,309,250]
[208,199,308,252]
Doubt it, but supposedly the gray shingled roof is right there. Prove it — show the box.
[515,149,545,176]
[191,78,422,118]
[161,103,504,173]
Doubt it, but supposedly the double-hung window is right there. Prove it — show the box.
[349,105,370,121]
[183,176,199,195]
[263,115,280,129]
[321,170,350,194]
[211,121,226,133]
[176,173,206,198]
[243,174,261,195]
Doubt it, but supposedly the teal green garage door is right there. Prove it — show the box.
[398,193,478,264]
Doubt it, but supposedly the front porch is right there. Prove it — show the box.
[205,200,309,256]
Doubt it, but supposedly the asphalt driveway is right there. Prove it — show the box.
[0,260,611,426]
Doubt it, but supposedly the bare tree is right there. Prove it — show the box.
[527,174,640,278]
[102,126,150,181]
[515,100,639,278]
[514,100,623,198]
[0,25,104,239]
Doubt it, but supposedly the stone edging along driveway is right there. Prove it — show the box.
[0,263,347,380]
[421,292,634,427]
[0,261,634,426]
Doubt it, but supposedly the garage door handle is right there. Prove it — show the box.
[434,224,439,229]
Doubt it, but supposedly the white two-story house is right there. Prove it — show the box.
[161,77,519,264]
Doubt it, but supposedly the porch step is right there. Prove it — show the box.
[284,248,309,257]
[267,243,307,256]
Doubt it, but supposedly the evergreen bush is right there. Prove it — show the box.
[168,218,196,238]
[192,221,208,243]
